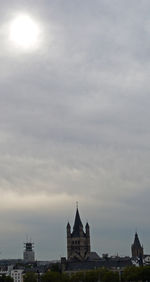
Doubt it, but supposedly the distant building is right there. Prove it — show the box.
[131,232,144,259]
[23,241,35,262]
[61,255,132,273]
[11,269,24,282]
[67,207,90,261]
[0,265,13,277]
[61,207,133,273]
[143,255,150,265]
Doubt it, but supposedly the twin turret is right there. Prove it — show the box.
[67,220,90,237]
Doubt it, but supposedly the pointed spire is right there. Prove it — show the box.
[131,232,144,258]
[133,232,142,248]
[72,207,83,237]
[76,201,78,209]
[67,222,71,237]
[85,222,90,237]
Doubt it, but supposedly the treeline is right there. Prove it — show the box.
[24,268,119,282]
[0,276,13,282]
[3,265,150,282]
[122,265,150,281]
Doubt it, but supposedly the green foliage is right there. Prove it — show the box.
[140,266,150,281]
[22,266,150,282]
[98,268,119,282]
[23,272,37,282]
[50,263,61,273]
[122,266,140,281]
[84,270,99,282]
[70,271,85,282]
[122,265,150,281]
[41,271,62,282]
[61,273,70,282]
[0,276,13,282]
[101,270,119,282]
[41,266,150,282]
[42,268,119,282]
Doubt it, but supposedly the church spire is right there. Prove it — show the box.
[133,232,142,248]
[131,232,144,258]
[67,206,91,261]
[72,207,83,237]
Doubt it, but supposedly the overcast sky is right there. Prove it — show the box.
[0,0,150,260]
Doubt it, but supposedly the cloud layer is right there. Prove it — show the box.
[0,0,149,259]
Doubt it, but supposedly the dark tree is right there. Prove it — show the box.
[41,271,62,282]
[23,272,37,282]
[122,266,141,281]
[50,263,61,273]
[0,276,13,282]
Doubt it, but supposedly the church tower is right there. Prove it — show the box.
[131,232,144,258]
[23,241,35,262]
[67,207,91,261]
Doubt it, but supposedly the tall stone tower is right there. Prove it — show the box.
[23,241,35,262]
[67,207,90,261]
[131,232,144,258]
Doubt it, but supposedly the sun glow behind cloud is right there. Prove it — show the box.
[9,14,41,51]
[0,0,150,259]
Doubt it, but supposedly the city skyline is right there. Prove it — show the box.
[0,0,150,260]
[0,205,146,260]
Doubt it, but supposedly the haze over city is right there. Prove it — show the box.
[0,0,149,260]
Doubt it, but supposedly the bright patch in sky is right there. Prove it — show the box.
[9,14,40,50]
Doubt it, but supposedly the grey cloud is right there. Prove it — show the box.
[0,0,149,258]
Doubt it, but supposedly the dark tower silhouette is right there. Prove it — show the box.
[131,232,144,258]
[23,236,35,262]
[67,207,90,261]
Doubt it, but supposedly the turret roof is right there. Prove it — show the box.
[133,232,142,248]
[72,208,83,237]
[67,222,71,228]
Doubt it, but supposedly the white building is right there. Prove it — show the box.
[11,269,24,282]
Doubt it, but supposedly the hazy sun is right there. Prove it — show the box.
[9,14,40,50]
